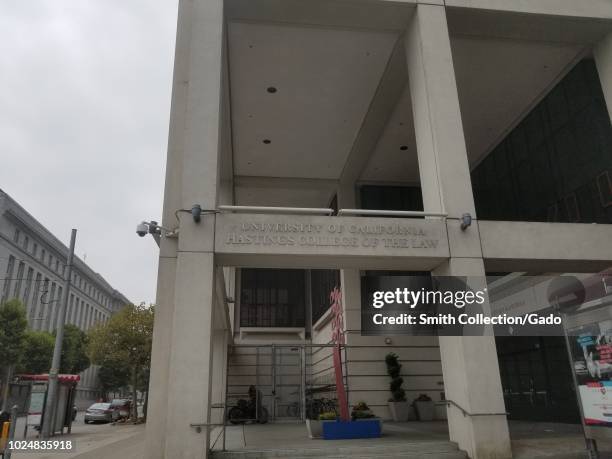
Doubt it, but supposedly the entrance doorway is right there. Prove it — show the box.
[496,336,580,423]
[227,345,305,422]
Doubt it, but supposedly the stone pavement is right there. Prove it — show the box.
[8,413,144,459]
[7,418,612,458]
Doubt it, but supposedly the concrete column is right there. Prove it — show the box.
[405,4,475,219]
[164,254,217,458]
[210,328,228,426]
[406,5,511,458]
[144,255,178,458]
[146,0,225,456]
[433,259,511,459]
[594,32,612,122]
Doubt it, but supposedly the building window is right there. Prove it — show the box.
[76,300,83,327]
[360,185,424,212]
[41,249,46,262]
[33,243,38,258]
[23,236,29,252]
[67,294,73,324]
[38,278,49,330]
[31,273,42,321]
[472,59,612,223]
[311,270,341,324]
[2,255,16,303]
[240,268,305,328]
[54,286,63,329]
[13,228,20,244]
[13,262,25,299]
[22,267,34,310]
[46,282,56,330]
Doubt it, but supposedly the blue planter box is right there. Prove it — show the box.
[322,420,381,439]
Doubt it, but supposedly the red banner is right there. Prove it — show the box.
[330,287,349,421]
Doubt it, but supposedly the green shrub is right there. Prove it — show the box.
[385,352,406,402]
[318,411,337,421]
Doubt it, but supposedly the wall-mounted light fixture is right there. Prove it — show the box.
[460,213,472,230]
[191,204,202,223]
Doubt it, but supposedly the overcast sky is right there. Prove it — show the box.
[0,1,179,304]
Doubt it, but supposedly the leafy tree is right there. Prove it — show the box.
[88,304,154,419]
[17,330,54,374]
[98,362,130,396]
[57,324,90,374]
[0,300,28,410]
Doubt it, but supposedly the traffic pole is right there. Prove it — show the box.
[40,229,76,439]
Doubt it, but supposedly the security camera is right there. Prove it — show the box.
[136,219,178,248]
[136,222,149,237]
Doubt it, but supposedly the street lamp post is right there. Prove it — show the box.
[40,229,77,438]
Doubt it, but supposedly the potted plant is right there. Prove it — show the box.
[385,353,410,421]
[306,410,336,439]
[322,404,381,439]
[413,394,435,421]
[351,401,375,421]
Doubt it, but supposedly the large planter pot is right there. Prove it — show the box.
[414,401,435,421]
[306,419,323,439]
[323,419,382,440]
[388,401,410,421]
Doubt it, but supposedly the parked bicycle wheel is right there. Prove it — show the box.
[257,406,269,424]
[228,406,245,424]
[286,402,299,418]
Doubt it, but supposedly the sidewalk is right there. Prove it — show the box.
[7,420,144,459]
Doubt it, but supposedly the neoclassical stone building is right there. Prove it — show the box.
[0,190,129,407]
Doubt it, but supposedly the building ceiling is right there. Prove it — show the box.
[228,21,398,180]
[452,36,583,167]
[227,12,600,206]
[360,37,583,182]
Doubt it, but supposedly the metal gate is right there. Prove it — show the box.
[226,345,305,422]
[271,345,304,420]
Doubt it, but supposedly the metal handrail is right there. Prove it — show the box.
[337,208,447,218]
[445,399,508,417]
[217,205,333,215]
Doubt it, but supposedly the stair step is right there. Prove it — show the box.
[295,453,467,459]
[211,441,466,459]
[213,453,466,459]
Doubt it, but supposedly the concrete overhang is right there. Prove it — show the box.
[214,213,449,269]
[225,0,417,31]
[445,0,612,21]
[480,221,612,273]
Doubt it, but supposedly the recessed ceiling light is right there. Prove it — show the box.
[263,139,271,144]
[400,145,408,151]
[267,86,277,93]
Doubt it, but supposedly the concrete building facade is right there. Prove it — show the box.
[0,190,129,407]
[145,1,612,458]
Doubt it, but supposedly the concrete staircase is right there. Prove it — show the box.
[211,440,467,458]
